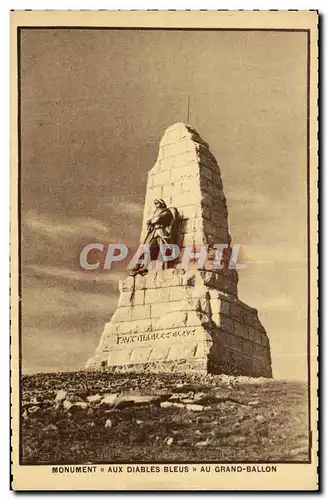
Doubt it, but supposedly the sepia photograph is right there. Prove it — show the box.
[11,10,318,491]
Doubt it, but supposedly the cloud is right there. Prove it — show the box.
[24,211,111,240]
[22,281,118,325]
[117,201,143,217]
[228,187,272,211]
[243,244,306,266]
[102,198,144,220]
[253,295,294,312]
[26,264,125,284]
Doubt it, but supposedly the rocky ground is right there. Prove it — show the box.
[21,371,309,464]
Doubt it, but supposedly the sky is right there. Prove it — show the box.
[20,28,308,380]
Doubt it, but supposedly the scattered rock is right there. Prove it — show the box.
[227,435,247,444]
[186,404,204,412]
[160,401,184,409]
[43,424,58,434]
[74,402,88,410]
[87,394,102,403]
[21,371,308,464]
[101,393,119,405]
[169,392,193,401]
[195,439,210,447]
[63,400,73,411]
[255,415,266,423]
[118,395,159,405]
[28,405,40,415]
[55,390,68,403]
[160,401,173,409]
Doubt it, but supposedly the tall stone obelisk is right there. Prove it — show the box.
[86,123,272,377]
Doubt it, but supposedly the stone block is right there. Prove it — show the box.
[167,343,197,360]
[130,347,153,363]
[169,286,188,302]
[206,230,230,246]
[199,177,217,197]
[261,334,270,348]
[173,151,198,168]
[213,314,233,333]
[171,161,199,181]
[211,210,228,229]
[223,281,237,296]
[153,311,188,330]
[203,219,225,239]
[184,217,203,233]
[201,192,213,208]
[220,299,231,316]
[111,307,132,323]
[210,298,220,315]
[182,231,206,246]
[179,191,202,207]
[182,177,203,194]
[156,269,186,288]
[162,140,193,158]
[187,285,209,299]
[145,183,163,200]
[187,310,211,327]
[200,271,224,290]
[108,349,132,366]
[145,288,170,304]
[195,340,212,358]
[254,343,269,359]
[200,165,212,181]
[178,204,200,219]
[119,277,134,292]
[151,170,171,186]
[226,334,242,353]
[244,309,259,326]
[130,305,151,321]
[116,319,152,335]
[234,320,246,338]
[151,299,195,318]
[156,146,165,161]
[242,339,254,358]
[214,329,227,345]
[158,157,175,171]
[210,297,230,316]
[200,206,212,221]
[230,303,244,321]
[118,290,144,307]
[212,172,223,189]
[212,199,227,218]
[144,271,160,289]
[162,182,175,198]
[148,346,170,361]
[247,327,258,343]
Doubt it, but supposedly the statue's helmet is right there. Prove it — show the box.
[154,198,167,209]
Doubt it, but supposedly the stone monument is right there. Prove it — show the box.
[86,122,272,377]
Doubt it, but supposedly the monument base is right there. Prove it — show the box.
[86,268,272,378]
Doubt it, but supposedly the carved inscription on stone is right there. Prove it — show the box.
[116,328,196,345]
